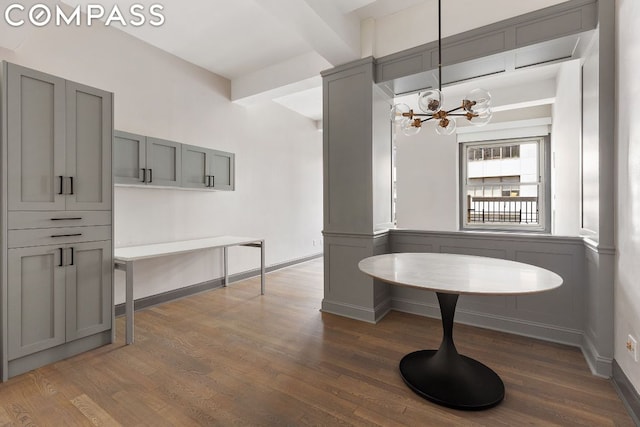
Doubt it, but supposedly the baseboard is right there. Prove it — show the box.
[582,334,613,378]
[115,252,323,316]
[321,299,378,323]
[612,360,640,426]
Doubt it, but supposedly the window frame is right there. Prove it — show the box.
[459,136,551,233]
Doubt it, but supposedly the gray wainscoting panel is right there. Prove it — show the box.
[322,232,390,323]
[513,249,583,328]
[389,230,586,348]
[583,241,615,377]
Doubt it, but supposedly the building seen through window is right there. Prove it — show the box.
[461,137,547,231]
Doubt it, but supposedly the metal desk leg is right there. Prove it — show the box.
[260,240,265,295]
[223,246,228,287]
[125,261,134,345]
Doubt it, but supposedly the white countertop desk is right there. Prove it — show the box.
[114,236,265,344]
[359,252,563,410]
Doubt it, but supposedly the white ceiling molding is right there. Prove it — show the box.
[457,117,552,143]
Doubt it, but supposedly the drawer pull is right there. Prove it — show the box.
[50,233,83,238]
[51,218,83,221]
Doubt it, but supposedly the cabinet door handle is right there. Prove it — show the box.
[211,176,215,187]
[51,217,83,221]
[58,248,64,267]
[206,175,211,187]
[141,168,147,183]
[148,168,153,183]
[68,176,74,195]
[50,233,83,238]
[58,176,64,195]
[69,247,74,266]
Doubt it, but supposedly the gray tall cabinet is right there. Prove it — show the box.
[1,62,113,380]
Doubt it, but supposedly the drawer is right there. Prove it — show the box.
[8,226,112,248]
[8,211,111,230]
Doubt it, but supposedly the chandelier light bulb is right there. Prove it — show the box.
[418,89,444,114]
[435,117,457,135]
[470,109,493,127]
[464,88,492,114]
[391,103,412,123]
[401,118,422,136]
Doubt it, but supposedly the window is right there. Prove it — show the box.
[461,137,549,232]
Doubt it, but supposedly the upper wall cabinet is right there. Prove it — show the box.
[6,63,112,211]
[181,144,211,189]
[211,150,235,191]
[113,130,146,185]
[146,137,182,187]
[182,144,235,191]
[113,131,182,187]
[115,130,234,191]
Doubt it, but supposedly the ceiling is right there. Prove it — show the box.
[50,0,428,121]
[1,1,571,122]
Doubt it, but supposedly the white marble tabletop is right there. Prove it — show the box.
[114,236,263,262]
[358,253,563,295]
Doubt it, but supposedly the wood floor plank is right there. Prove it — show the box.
[71,393,122,426]
[0,406,11,425]
[0,258,634,425]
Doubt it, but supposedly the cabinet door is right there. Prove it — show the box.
[114,130,146,185]
[181,144,211,189]
[6,62,66,211]
[211,150,235,191]
[65,81,113,210]
[7,246,66,360]
[66,240,113,341]
[146,137,182,187]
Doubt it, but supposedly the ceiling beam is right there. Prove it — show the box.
[253,0,361,66]
[231,52,328,106]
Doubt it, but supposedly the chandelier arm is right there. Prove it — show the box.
[445,106,464,114]
[404,112,434,118]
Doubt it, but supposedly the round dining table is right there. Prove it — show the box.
[358,252,563,410]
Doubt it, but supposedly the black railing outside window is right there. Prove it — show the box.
[467,196,539,225]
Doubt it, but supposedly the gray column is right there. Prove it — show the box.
[321,57,394,323]
[580,0,616,377]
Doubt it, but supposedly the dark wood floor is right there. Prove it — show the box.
[0,258,634,426]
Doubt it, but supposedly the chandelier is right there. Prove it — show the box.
[391,0,492,136]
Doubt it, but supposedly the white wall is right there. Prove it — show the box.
[581,33,601,236]
[551,60,582,236]
[394,129,458,231]
[615,0,640,395]
[0,23,323,303]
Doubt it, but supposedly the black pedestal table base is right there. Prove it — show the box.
[399,292,504,410]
